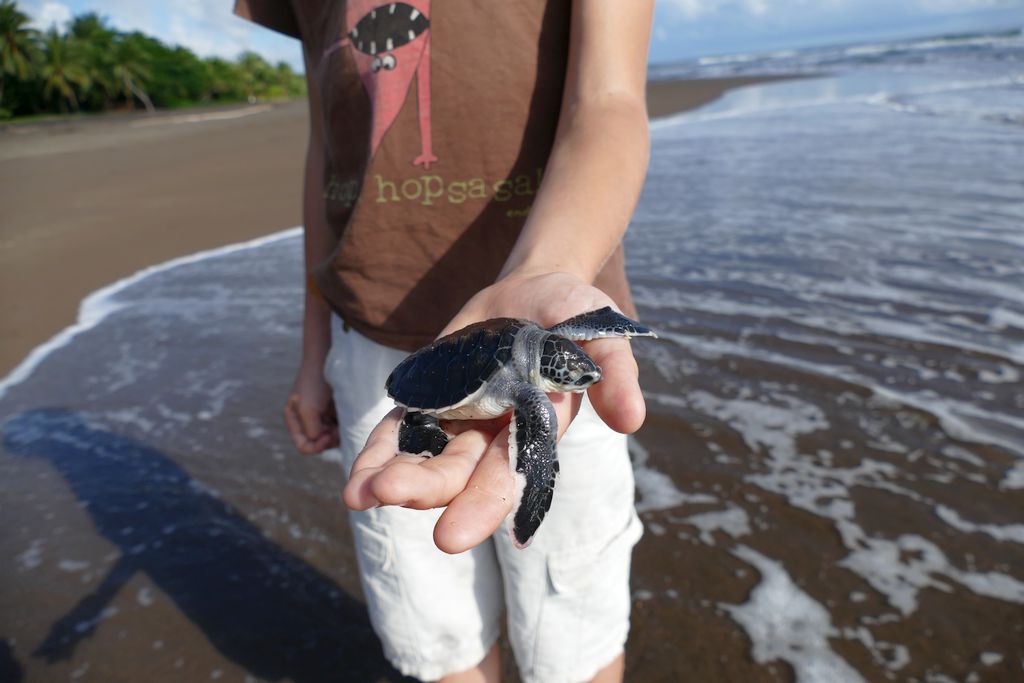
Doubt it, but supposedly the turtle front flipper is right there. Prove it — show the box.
[398,411,449,456]
[508,383,558,549]
[548,306,657,341]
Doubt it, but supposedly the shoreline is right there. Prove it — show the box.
[645,74,807,118]
[0,100,288,132]
[3,41,1022,682]
[0,74,801,376]
[0,227,303,402]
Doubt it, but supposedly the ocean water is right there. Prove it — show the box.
[629,29,1024,681]
[2,29,1023,683]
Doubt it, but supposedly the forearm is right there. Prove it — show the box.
[500,96,649,283]
[500,0,653,284]
[299,45,333,367]
[299,142,333,366]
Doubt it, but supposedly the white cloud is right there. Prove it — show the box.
[26,1,72,31]
[662,0,707,20]
[166,1,254,61]
[90,0,161,37]
[19,0,302,69]
[658,0,1023,22]
[91,1,257,61]
[916,0,1017,12]
[659,0,784,21]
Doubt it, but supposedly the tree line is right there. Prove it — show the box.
[0,0,305,119]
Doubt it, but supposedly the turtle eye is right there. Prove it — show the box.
[568,356,601,386]
[381,54,397,70]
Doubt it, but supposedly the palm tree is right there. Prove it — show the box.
[204,57,240,101]
[38,27,89,112]
[0,0,37,111]
[111,35,153,112]
[69,12,116,109]
[238,51,273,101]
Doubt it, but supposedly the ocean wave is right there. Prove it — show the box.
[839,31,1023,60]
[646,329,1024,457]
[723,545,865,683]
[652,70,1024,128]
[644,382,1024,623]
[649,27,1024,82]
[629,436,717,514]
[0,227,301,403]
[866,73,1024,124]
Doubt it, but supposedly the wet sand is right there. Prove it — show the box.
[0,103,307,376]
[645,75,801,118]
[0,76,787,376]
[0,77,799,683]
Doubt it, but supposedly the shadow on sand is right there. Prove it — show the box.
[0,638,23,683]
[3,408,413,683]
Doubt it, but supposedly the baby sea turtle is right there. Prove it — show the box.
[385,307,656,548]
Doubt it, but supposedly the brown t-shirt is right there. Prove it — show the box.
[235,0,635,351]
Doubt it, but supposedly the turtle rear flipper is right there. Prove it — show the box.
[508,383,558,548]
[548,306,657,341]
[398,411,449,456]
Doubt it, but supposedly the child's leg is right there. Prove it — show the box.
[325,320,504,681]
[496,397,642,683]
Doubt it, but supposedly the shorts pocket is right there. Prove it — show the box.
[547,510,643,595]
[355,519,395,574]
[525,511,643,680]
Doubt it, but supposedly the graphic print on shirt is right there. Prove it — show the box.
[325,1,436,169]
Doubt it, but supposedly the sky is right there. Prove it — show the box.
[18,0,1024,71]
[651,0,1024,61]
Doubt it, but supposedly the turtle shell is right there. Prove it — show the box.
[386,318,526,410]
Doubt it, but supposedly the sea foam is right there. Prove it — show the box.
[0,227,302,403]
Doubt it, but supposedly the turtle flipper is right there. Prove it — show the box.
[398,411,449,456]
[548,306,657,341]
[508,383,558,548]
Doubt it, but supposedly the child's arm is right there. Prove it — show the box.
[283,45,340,455]
[498,0,654,285]
[344,0,656,553]
[441,0,654,431]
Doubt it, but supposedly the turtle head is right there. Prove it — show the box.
[538,336,601,392]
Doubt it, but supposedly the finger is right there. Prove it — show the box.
[443,413,510,437]
[342,408,404,509]
[547,390,582,441]
[284,396,318,454]
[310,425,340,452]
[585,337,646,434]
[352,407,405,470]
[434,428,516,554]
[370,428,494,509]
[297,403,325,440]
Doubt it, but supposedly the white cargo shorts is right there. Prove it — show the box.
[325,319,642,683]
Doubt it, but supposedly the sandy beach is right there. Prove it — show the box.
[4,52,1022,682]
[0,77,779,376]
[0,77,784,683]
[0,103,306,375]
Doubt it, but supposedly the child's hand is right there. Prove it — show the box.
[284,361,339,455]
[342,271,646,553]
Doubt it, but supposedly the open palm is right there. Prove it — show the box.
[341,272,646,553]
